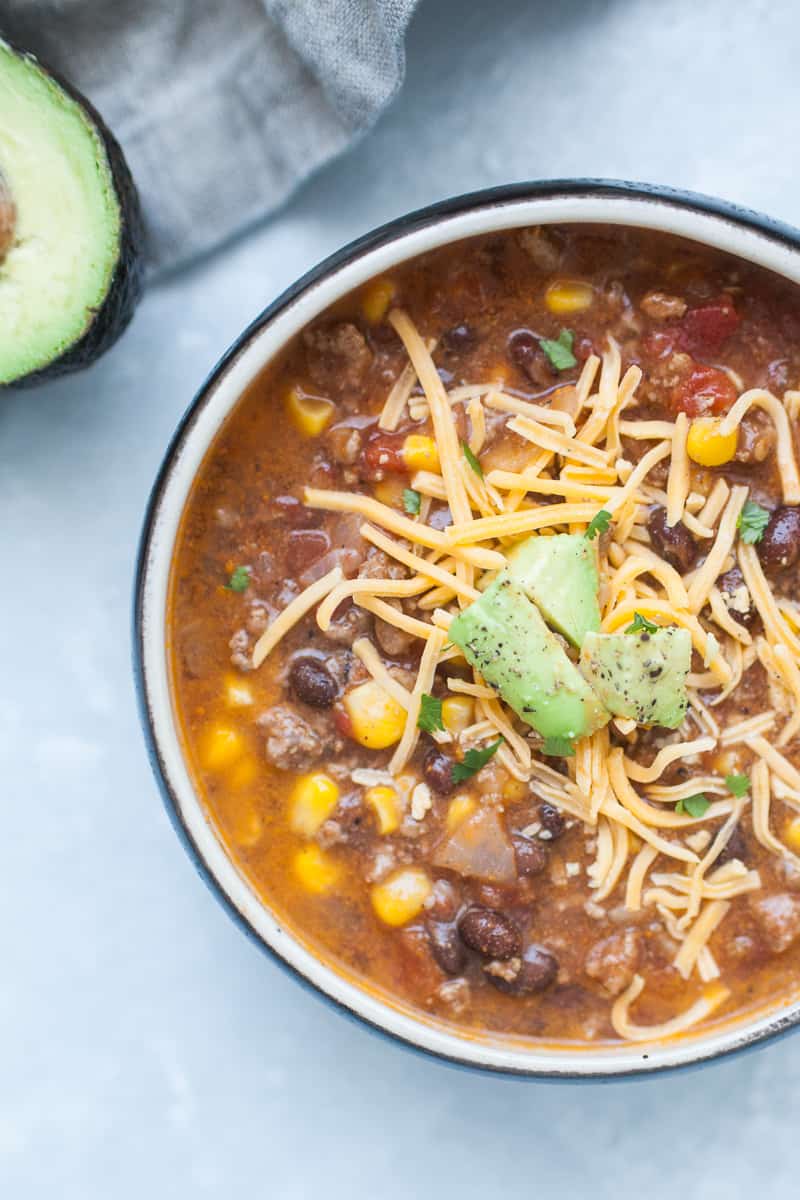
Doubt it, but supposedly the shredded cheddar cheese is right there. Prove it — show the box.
[244,309,800,1045]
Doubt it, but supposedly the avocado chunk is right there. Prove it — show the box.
[0,38,143,386]
[448,573,609,741]
[579,627,692,728]
[506,533,601,648]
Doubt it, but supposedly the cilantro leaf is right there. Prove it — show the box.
[625,611,659,635]
[725,773,750,797]
[418,693,445,734]
[675,793,710,818]
[541,736,576,757]
[452,738,503,783]
[737,500,771,545]
[403,487,421,515]
[461,441,484,479]
[585,509,612,540]
[227,566,250,593]
[540,328,577,371]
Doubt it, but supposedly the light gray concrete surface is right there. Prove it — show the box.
[2,0,799,1195]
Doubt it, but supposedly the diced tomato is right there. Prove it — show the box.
[675,295,740,355]
[360,430,407,478]
[672,365,738,417]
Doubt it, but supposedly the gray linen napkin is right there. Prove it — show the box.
[3,0,418,271]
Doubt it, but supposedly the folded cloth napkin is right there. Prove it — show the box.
[3,0,418,272]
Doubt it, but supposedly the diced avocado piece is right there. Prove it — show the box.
[506,533,601,648]
[579,627,692,729]
[448,573,609,741]
[0,38,143,386]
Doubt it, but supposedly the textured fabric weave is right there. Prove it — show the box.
[4,0,417,271]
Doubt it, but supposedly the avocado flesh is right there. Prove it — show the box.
[449,573,610,741]
[0,39,142,385]
[580,627,692,729]
[506,533,601,648]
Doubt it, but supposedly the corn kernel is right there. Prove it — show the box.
[224,675,253,707]
[344,680,407,749]
[446,793,477,832]
[371,866,432,926]
[229,755,259,789]
[361,277,396,324]
[545,280,594,315]
[289,772,340,836]
[200,724,243,771]
[365,785,402,834]
[402,434,440,473]
[441,695,474,735]
[785,816,800,853]
[285,387,334,437]
[686,417,738,467]
[293,845,340,893]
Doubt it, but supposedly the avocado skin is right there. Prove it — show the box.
[580,627,692,729]
[449,572,609,741]
[506,533,601,648]
[1,40,145,388]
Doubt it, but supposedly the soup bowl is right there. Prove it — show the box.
[134,179,800,1077]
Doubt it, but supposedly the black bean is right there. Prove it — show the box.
[486,943,559,995]
[423,747,456,796]
[758,507,800,574]
[718,566,758,629]
[647,506,697,573]
[539,803,566,840]
[288,656,338,708]
[458,907,522,960]
[442,323,476,352]
[507,328,555,387]
[427,921,467,975]
[716,826,748,867]
[512,834,548,876]
[507,328,538,369]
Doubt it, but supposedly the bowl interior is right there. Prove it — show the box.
[136,182,800,1076]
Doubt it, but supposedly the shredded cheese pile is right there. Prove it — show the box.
[252,308,800,1043]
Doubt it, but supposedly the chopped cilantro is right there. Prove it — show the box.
[585,509,612,540]
[725,773,750,798]
[461,441,484,479]
[737,500,771,545]
[418,693,445,734]
[625,611,659,636]
[540,328,577,371]
[402,487,421,515]
[452,737,503,783]
[675,793,710,818]
[227,566,250,593]
[541,736,576,758]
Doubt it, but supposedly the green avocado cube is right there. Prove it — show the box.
[506,533,601,648]
[579,627,692,729]
[448,573,609,742]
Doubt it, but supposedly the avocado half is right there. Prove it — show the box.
[0,38,144,386]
